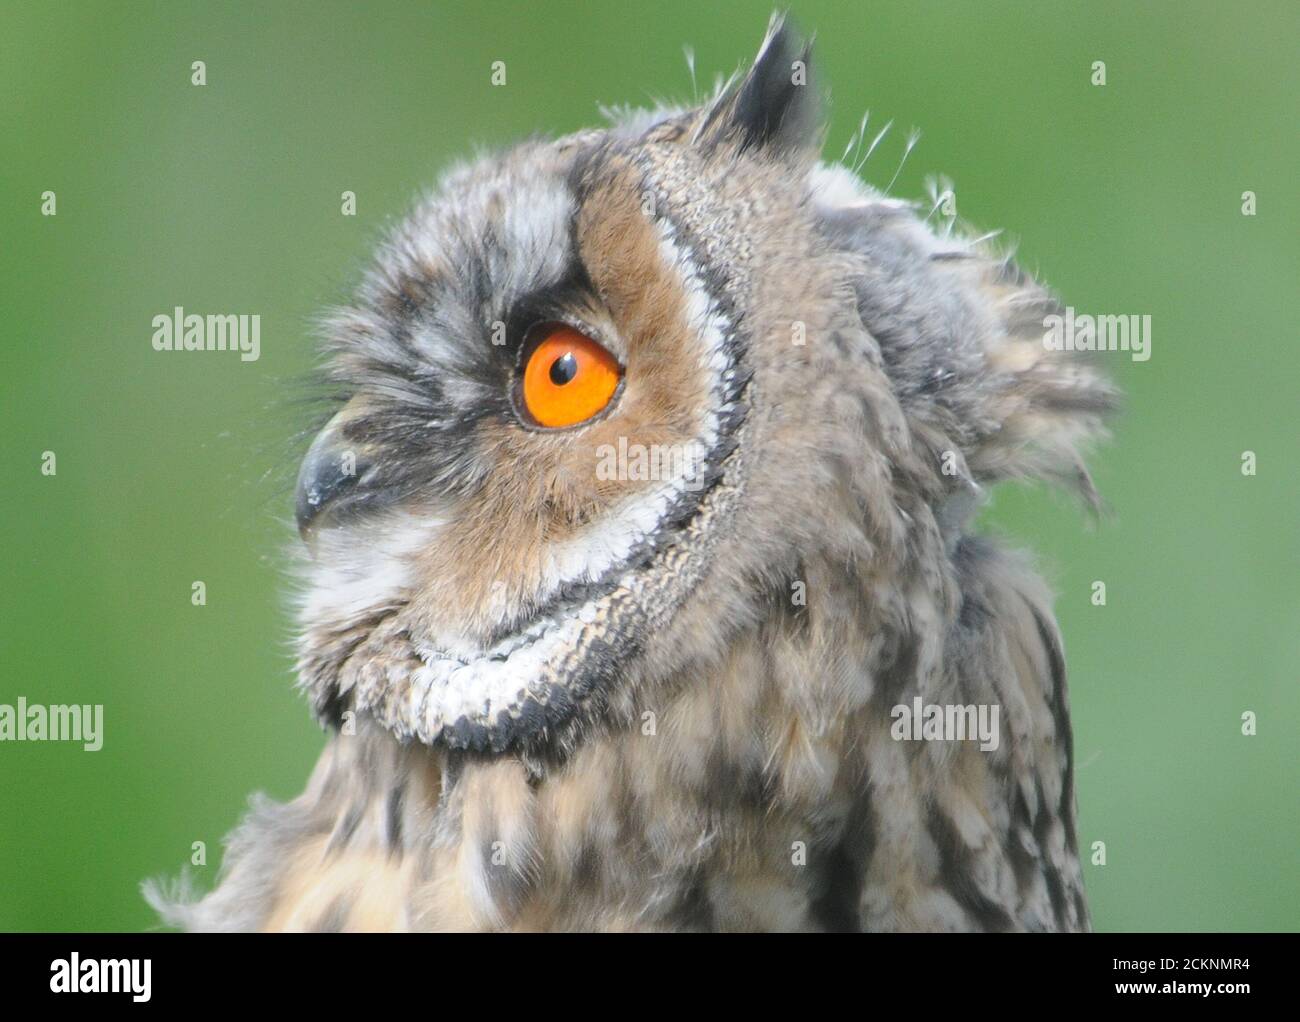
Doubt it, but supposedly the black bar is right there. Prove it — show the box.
[0,932,1290,1009]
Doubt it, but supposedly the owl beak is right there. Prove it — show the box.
[295,408,373,541]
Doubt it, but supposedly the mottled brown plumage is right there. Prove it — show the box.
[150,16,1111,931]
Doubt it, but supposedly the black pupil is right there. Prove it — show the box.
[549,352,578,386]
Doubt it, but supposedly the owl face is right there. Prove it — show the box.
[292,19,1065,757]
[292,23,834,754]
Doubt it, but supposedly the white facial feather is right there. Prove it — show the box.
[299,511,445,626]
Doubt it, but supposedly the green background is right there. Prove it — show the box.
[1,0,1295,932]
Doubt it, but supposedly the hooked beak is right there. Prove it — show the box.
[294,406,375,540]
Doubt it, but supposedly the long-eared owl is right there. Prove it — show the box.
[151,15,1112,932]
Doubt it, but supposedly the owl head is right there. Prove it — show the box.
[293,16,1112,757]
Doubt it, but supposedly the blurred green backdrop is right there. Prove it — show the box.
[1,0,1296,932]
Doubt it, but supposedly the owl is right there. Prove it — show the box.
[150,16,1113,932]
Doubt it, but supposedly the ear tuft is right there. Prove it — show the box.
[695,13,820,156]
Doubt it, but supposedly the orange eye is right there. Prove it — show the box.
[520,324,622,428]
